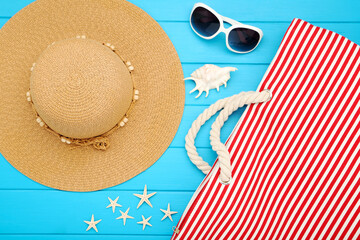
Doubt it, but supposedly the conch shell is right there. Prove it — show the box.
[184,64,237,98]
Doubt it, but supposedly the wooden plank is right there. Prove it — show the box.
[0,0,359,22]
[2,19,359,64]
[129,0,360,22]
[0,146,216,191]
[0,104,241,190]
[183,63,268,105]
[0,190,192,235]
[0,103,242,191]
[161,22,360,64]
[0,70,248,191]
[171,105,245,148]
[0,103,241,190]
[0,104,240,189]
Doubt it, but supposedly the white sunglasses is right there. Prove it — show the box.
[190,3,263,53]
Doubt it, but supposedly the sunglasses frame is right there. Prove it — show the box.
[190,3,263,53]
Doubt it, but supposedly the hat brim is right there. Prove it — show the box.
[0,0,184,191]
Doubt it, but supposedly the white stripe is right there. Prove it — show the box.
[184,19,306,240]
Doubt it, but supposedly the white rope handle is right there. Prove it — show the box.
[185,90,272,184]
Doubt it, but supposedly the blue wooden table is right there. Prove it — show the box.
[0,0,359,239]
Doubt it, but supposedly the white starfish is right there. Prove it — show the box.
[106,196,122,213]
[137,215,152,230]
[133,185,156,208]
[160,203,178,221]
[116,207,134,225]
[84,214,102,232]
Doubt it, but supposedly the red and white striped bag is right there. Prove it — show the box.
[173,18,360,240]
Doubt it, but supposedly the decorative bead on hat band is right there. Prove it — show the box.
[26,36,139,151]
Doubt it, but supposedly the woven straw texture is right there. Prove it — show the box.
[0,0,184,191]
[31,38,135,139]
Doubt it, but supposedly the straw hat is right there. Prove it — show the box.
[0,0,184,191]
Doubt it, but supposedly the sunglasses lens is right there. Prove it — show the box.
[228,28,260,52]
[191,7,220,37]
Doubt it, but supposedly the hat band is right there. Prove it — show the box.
[26,37,139,150]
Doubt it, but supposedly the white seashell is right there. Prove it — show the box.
[120,121,125,127]
[61,137,66,143]
[184,64,237,98]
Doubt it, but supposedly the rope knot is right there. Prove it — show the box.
[71,136,110,150]
[92,137,110,150]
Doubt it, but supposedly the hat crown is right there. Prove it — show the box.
[30,38,134,139]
